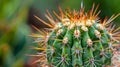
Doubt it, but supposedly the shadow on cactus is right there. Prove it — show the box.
[30,3,120,67]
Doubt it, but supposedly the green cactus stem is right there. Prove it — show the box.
[31,3,120,67]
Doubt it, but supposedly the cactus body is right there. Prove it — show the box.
[31,4,120,67]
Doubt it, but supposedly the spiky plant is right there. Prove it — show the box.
[31,3,120,67]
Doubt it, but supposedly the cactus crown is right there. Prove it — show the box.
[31,3,120,67]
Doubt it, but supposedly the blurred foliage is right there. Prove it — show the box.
[0,0,120,67]
[0,0,33,67]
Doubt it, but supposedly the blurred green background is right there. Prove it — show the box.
[0,0,120,67]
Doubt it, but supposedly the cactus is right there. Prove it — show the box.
[31,3,120,67]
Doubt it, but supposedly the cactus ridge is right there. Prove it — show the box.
[31,4,120,67]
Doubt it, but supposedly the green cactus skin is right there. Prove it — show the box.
[46,22,112,67]
[31,4,120,67]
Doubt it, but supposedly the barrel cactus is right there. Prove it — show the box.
[31,3,120,67]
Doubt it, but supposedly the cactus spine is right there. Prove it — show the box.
[31,4,120,67]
